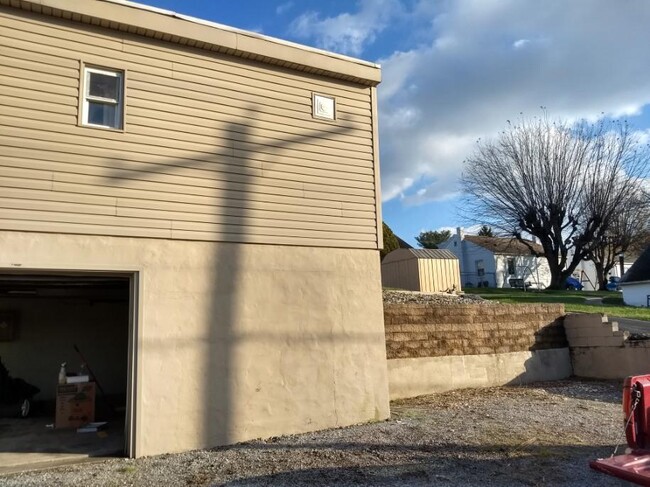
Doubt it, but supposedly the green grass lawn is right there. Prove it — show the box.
[464,288,650,321]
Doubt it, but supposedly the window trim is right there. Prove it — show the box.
[78,62,126,132]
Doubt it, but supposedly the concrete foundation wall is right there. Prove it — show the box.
[0,297,129,400]
[565,313,650,379]
[0,230,390,457]
[388,348,572,400]
[571,344,650,379]
[384,301,570,399]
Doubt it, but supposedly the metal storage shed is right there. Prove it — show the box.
[381,249,461,293]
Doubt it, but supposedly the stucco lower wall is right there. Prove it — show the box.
[0,230,390,457]
[387,348,572,400]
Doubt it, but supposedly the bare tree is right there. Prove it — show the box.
[462,115,649,289]
[587,188,650,289]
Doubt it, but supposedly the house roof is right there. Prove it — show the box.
[464,236,544,256]
[396,236,413,249]
[2,0,381,86]
[409,249,457,259]
[621,245,650,285]
[382,248,458,264]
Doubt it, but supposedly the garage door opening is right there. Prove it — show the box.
[0,271,135,472]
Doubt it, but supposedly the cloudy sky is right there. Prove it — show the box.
[143,0,650,245]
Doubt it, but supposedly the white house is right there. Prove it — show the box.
[620,245,650,307]
[439,228,551,288]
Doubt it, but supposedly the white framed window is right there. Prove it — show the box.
[81,66,124,130]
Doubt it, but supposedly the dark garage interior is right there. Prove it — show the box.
[0,272,131,472]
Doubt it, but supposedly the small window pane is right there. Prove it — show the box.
[476,259,485,276]
[88,102,117,127]
[88,72,119,100]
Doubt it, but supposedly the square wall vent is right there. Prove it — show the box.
[313,93,335,120]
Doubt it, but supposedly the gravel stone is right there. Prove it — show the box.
[383,289,493,306]
[1,379,625,486]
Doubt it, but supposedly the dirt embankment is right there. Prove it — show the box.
[383,289,493,306]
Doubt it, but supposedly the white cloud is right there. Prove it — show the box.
[276,2,293,15]
[464,225,486,235]
[378,0,650,205]
[512,39,530,49]
[289,0,403,56]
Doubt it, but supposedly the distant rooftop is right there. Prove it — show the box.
[621,245,650,284]
[382,248,458,264]
[464,236,543,256]
[407,249,458,259]
[395,236,413,249]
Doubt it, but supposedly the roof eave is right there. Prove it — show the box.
[3,0,381,86]
[620,279,650,286]
[492,251,539,256]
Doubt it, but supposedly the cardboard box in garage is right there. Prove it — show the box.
[55,382,95,429]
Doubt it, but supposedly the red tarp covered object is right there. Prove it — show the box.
[591,375,650,486]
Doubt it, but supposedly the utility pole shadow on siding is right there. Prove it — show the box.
[105,104,363,448]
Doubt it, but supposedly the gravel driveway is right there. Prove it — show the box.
[1,380,626,487]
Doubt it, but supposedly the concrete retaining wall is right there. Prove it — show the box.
[565,313,650,379]
[388,348,572,400]
[385,301,571,398]
[385,303,567,359]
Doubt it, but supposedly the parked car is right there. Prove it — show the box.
[564,276,584,291]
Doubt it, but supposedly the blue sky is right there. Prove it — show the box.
[140,0,650,246]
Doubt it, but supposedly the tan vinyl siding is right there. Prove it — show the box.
[417,258,462,293]
[382,250,462,292]
[381,259,421,291]
[0,6,379,248]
